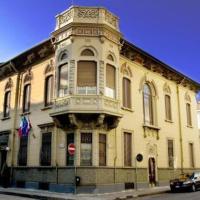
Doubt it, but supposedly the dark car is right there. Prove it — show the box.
[170,172,200,192]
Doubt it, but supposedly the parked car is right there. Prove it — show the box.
[170,172,200,192]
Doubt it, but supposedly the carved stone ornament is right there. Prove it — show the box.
[105,10,117,28]
[163,83,171,94]
[59,10,72,25]
[78,8,99,18]
[45,59,54,74]
[185,92,191,102]
[121,62,133,78]
[5,78,13,90]
[24,70,33,83]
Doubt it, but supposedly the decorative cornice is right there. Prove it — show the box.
[121,40,200,92]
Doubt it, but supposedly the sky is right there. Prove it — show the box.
[0,0,200,85]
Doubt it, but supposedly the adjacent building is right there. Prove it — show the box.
[0,6,200,193]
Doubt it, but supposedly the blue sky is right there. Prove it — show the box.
[0,0,200,84]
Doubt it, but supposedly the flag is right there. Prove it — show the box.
[18,116,32,137]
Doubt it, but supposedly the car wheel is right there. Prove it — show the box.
[191,184,196,192]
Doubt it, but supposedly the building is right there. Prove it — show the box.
[197,102,200,131]
[0,6,200,193]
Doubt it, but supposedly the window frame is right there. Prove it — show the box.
[122,77,131,109]
[165,94,172,121]
[99,133,107,166]
[3,90,11,118]
[186,103,192,127]
[22,83,31,113]
[44,75,54,107]
[124,132,132,167]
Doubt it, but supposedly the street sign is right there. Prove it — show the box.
[136,153,143,162]
[68,143,75,156]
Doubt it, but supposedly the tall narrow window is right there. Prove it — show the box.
[66,133,74,166]
[186,103,192,126]
[40,132,52,166]
[189,143,194,168]
[165,95,172,121]
[143,84,153,125]
[45,75,53,106]
[18,136,28,166]
[3,91,11,118]
[58,64,68,97]
[77,61,97,94]
[23,84,31,113]
[168,140,174,168]
[124,132,132,166]
[105,64,115,98]
[123,78,131,108]
[99,134,106,166]
[80,133,92,166]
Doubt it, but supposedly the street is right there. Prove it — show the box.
[138,191,200,200]
[0,194,36,200]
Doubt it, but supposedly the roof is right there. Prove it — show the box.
[122,39,200,91]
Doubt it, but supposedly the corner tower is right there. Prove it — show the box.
[50,6,122,130]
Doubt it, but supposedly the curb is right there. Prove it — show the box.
[0,191,74,200]
[114,189,170,200]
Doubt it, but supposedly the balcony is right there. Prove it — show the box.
[50,95,122,130]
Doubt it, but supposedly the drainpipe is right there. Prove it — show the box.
[114,128,117,183]
[176,77,185,174]
[10,62,21,184]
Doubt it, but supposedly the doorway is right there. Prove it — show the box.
[0,150,7,186]
[148,157,156,186]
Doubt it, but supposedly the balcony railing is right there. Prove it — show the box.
[50,95,121,117]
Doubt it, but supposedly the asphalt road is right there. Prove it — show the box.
[138,191,200,200]
[0,194,36,200]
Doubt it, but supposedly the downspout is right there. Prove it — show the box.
[114,128,117,183]
[176,77,185,174]
[10,61,21,183]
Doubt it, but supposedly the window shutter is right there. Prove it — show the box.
[124,132,131,166]
[106,64,115,89]
[123,78,131,108]
[99,134,106,166]
[165,95,172,120]
[77,61,96,87]
[186,103,192,126]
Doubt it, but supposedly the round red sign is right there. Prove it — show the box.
[68,143,75,156]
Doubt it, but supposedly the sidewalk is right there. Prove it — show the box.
[0,186,170,200]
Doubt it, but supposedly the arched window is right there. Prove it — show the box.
[80,49,94,56]
[44,75,53,106]
[105,64,115,98]
[165,94,172,121]
[186,103,192,126]
[58,64,68,97]
[123,77,131,108]
[60,52,68,61]
[3,91,11,118]
[143,84,153,125]
[23,84,31,113]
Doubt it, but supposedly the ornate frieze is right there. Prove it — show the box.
[59,9,73,25]
[105,10,117,28]
[78,8,99,18]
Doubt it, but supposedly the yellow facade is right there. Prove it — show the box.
[0,6,200,192]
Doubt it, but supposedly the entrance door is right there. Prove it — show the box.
[0,150,7,186]
[148,157,156,185]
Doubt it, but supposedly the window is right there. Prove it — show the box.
[80,133,92,166]
[99,134,106,166]
[77,61,97,94]
[23,84,31,113]
[3,91,11,118]
[58,64,68,97]
[81,49,94,56]
[168,140,174,168]
[18,136,28,166]
[40,132,52,166]
[66,133,74,166]
[105,64,115,98]
[165,95,172,121]
[123,78,131,108]
[143,84,153,125]
[186,103,192,126]
[124,132,132,166]
[189,143,194,168]
[44,75,53,106]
